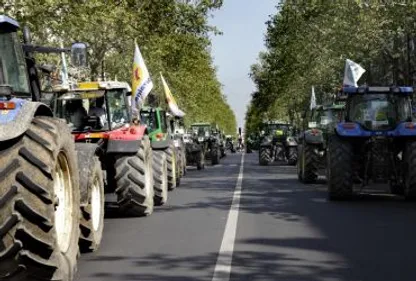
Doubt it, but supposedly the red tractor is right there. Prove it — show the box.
[47,81,156,250]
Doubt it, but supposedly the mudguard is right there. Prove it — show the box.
[0,98,53,142]
[285,136,298,147]
[304,129,324,144]
[151,139,170,149]
[260,136,273,147]
[75,143,100,204]
[106,125,145,153]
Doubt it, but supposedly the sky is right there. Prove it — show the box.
[209,0,277,130]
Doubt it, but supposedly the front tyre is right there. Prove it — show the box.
[165,143,178,191]
[303,143,319,183]
[404,141,416,199]
[0,116,80,281]
[152,150,168,206]
[327,135,353,200]
[113,137,154,216]
[286,146,298,166]
[79,156,104,253]
[259,146,271,166]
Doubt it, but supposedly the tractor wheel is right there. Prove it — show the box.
[327,135,353,200]
[180,145,187,176]
[78,156,104,253]
[297,145,304,182]
[114,136,154,216]
[165,143,178,191]
[303,143,318,183]
[152,150,168,206]
[404,141,416,199]
[287,147,298,166]
[259,146,271,166]
[211,146,220,165]
[196,150,205,170]
[0,116,80,281]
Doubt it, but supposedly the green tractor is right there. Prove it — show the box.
[297,103,345,183]
[190,122,221,165]
[259,121,298,166]
[140,106,181,191]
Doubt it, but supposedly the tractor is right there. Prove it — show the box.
[140,106,181,191]
[48,81,157,221]
[297,103,345,183]
[0,15,83,281]
[190,122,221,165]
[327,86,416,200]
[184,128,205,170]
[258,121,298,166]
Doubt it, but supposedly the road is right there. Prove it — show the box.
[76,152,416,281]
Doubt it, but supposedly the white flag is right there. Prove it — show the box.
[131,42,153,117]
[160,73,185,117]
[310,86,316,110]
[343,59,366,87]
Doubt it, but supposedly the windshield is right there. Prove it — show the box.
[191,125,211,137]
[349,93,412,130]
[316,108,344,128]
[0,32,30,94]
[56,89,129,132]
[266,124,290,135]
[140,111,158,131]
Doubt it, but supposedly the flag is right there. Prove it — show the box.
[343,59,366,87]
[310,86,316,110]
[131,42,153,116]
[60,43,69,88]
[160,72,185,117]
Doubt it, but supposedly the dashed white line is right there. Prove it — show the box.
[212,153,245,281]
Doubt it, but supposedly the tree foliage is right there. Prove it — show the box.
[0,0,236,134]
[246,0,416,134]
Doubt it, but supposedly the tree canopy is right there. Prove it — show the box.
[1,0,237,134]
[246,0,416,135]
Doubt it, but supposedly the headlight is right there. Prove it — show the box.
[173,140,180,147]
[198,137,204,142]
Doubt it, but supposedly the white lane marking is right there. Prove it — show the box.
[212,153,245,281]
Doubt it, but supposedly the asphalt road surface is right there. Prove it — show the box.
[76,152,416,281]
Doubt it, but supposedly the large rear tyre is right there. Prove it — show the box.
[0,116,80,281]
[259,146,271,166]
[165,144,178,191]
[78,155,104,253]
[297,145,304,182]
[327,135,353,200]
[286,147,298,166]
[303,143,318,183]
[152,150,168,206]
[404,141,416,200]
[211,146,220,165]
[114,137,154,216]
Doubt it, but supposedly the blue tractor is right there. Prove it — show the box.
[327,86,416,200]
[0,15,85,280]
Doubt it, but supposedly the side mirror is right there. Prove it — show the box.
[71,42,88,68]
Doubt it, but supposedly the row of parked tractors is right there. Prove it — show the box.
[257,83,416,202]
[0,15,235,281]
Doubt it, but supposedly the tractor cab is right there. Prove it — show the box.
[51,81,131,137]
[0,16,31,97]
[338,86,413,135]
[190,122,212,141]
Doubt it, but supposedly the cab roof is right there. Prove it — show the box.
[342,86,413,95]
[0,15,19,33]
[77,81,132,91]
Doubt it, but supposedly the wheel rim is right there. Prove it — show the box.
[54,152,73,253]
[91,177,102,232]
